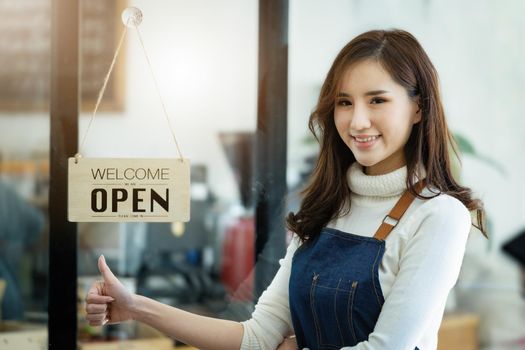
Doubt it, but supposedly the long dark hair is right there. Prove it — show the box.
[286,29,487,244]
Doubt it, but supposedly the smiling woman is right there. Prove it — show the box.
[288,28,486,245]
[280,28,487,350]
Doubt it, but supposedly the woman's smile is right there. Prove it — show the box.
[352,135,382,149]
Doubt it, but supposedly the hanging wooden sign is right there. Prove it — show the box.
[68,8,190,224]
[68,158,190,222]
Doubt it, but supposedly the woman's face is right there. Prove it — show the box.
[334,59,421,175]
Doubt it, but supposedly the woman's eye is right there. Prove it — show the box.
[337,99,351,106]
[371,98,385,104]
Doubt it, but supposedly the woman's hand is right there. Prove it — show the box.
[85,255,135,326]
[277,335,298,350]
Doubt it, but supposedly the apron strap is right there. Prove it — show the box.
[373,179,427,241]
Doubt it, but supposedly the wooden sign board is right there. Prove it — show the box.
[68,158,190,222]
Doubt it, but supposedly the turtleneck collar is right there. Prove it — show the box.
[347,162,427,205]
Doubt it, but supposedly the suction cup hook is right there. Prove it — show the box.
[121,7,143,27]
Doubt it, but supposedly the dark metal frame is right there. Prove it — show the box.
[49,0,79,348]
[254,0,289,299]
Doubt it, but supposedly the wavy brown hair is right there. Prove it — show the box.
[286,29,487,244]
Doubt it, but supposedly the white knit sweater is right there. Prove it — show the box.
[240,162,472,350]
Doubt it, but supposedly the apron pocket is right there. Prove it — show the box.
[310,273,359,349]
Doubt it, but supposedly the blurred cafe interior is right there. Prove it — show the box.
[0,0,524,349]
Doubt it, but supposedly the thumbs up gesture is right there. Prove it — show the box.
[85,255,135,326]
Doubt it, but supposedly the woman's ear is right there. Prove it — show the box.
[413,97,422,124]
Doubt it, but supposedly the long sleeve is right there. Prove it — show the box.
[342,195,472,350]
[240,235,299,350]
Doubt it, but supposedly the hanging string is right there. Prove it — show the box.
[78,22,128,158]
[77,17,184,161]
[134,25,184,161]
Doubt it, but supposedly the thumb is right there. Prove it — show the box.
[98,255,117,283]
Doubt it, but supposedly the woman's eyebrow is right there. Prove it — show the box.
[337,90,391,97]
[364,90,391,96]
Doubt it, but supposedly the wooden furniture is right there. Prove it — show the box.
[80,338,173,350]
[438,313,480,350]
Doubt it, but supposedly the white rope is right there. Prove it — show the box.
[134,24,184,160]
[78,24,128,157]
[77,19,184,161]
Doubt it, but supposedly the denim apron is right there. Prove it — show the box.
[289,180,425,350]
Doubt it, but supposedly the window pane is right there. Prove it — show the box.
[0,0,50,345]
[76,0,259,346]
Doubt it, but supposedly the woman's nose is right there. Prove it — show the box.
[350,105,372,130]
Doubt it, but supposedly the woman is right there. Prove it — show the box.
[85,29,486,350]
